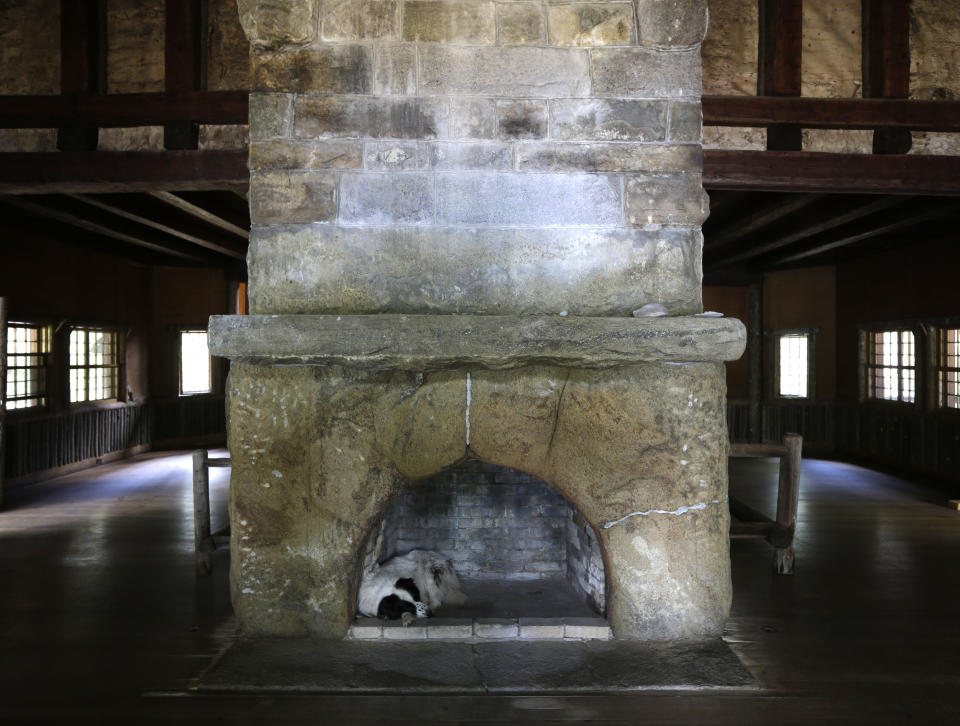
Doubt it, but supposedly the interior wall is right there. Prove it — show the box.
[835,236,960,401]
[702,285,750,398]
[149,267,229,398]
[0,233,152,403]
[764,266,838,400]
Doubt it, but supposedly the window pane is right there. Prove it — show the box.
[5,322,50,409]
[180,331,211,395]
[779,334,808,398]
[68,327,120,403]
[940,328,960,409]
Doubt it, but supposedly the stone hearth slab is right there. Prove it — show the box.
[197,639,757,693]
[208,314,746,371]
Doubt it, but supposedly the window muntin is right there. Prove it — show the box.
[179,330,211,395]
[938,327,960,410]
[866,329,916,403]
[5,322,51,410]
[69,327,121,403]
[777,333,809,398]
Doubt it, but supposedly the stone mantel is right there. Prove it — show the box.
[209,314,746,371]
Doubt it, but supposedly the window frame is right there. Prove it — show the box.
[4,320,52,412]
[178,328,212,397]
[770,327,817,400]
[67,325,124,406]
[860,324,921,406]
[934,322,960,412]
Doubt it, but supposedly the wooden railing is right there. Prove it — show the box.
[3,395,225,483]
[728,399,960,482]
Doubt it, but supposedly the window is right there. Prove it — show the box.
[69,327,121,403]
[937,327,960,410]
[776,333,809,398]
[865,329,916,403]
[179,330,211,395]
[5,322,51,410]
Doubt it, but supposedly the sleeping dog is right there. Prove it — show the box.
[358,550,467,626]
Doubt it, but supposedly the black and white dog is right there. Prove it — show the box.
[358,550,467,625]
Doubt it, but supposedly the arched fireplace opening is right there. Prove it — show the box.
[356,459,608,635]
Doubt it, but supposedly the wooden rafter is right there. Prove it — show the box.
[705,195,907,271]
[703,151,960,195]
[0,150,248,194]
[151,191,249,240]
[707,193,823,250]
[66,193,246,259]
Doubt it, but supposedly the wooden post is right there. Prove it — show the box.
[165,0,208,150]
[193,448,213,576]
[774,432,803,574]
[863,0,912,154]
[758,0,803,150]
[0,297,6,509]
[57,0,106,151]
[748,282,764,443]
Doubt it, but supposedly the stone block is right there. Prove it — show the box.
[403,1,496,43]
[249,93,293,139]
[625,172,709,226]
[475,619,518,638]
[497,101,548,140]
[548,3,635,46]
[364,141,428,170]
[515,142,699,173]
[321,0,400,41]
[237,0,318,50]
[634,0,708,47]
[436,173,621,226]
[382,621,429,639]
[420,46,590,97]
[591,47,701,98]
[244,225,704,315]
[373,43,417,95]
[426,619,475,639]
[252,46,371,93]
[564,618,611,640]
[498,3,546,45]
[450,98,498,139]
[669,102,702,143]
[349,618,384,639]
[340,172,435,225]
[250,140,363,171]
[249,171,338,225]
[294,97,449,139]
[550,99,667,141]
[429,142,513,170]
[519,618,565,639]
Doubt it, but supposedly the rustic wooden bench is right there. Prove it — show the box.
[729,433,803,575]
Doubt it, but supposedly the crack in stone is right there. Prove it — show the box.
[546,370,571,455]
[602,497,727,529]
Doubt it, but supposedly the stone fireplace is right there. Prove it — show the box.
[209,0,746,641]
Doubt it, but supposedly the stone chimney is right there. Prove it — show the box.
[211,0,746,640]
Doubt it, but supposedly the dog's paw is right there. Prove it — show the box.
[401,611,415,627]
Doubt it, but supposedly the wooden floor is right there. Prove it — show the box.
[1,450,958,723]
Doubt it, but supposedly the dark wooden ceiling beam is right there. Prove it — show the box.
[0,91,249,129]
[771,202,959,266]
[707,193,823,250]
[758,0,803,150]
[703,150,960,195]
[0,150,248,194]
[58,0,106,151]
[1,196,213,262]
[149,191,250,239]
[66,193,246,259]
[1,203,177,267]
[702,96,960,132]
[863,0,912,153]
[706,195,907,271]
